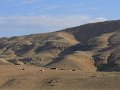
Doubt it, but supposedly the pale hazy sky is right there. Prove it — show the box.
[0,0,120,37]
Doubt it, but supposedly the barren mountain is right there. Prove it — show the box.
[0,20,120,71]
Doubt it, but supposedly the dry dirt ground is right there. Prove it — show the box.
[0,65,120,90]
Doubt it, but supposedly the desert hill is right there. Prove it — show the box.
[0,20,120,71]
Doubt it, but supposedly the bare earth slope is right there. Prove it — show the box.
[0,20,120,90]
[0,20,120,71]
[0,65,120,90]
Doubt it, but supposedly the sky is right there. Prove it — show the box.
[0,0,120,37]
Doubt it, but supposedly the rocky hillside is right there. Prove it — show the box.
[0,20,120,71]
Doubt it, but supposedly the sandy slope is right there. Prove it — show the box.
[0,20,120,71]
[46,51,96,72]
[0,65,120,90]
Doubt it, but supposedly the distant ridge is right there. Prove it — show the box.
[0,20,120,71]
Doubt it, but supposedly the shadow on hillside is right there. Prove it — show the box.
[45,43,95,66]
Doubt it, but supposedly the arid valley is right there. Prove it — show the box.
[0,20,120,90]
